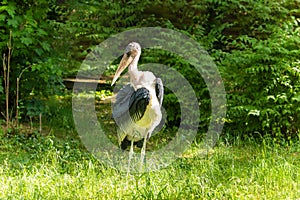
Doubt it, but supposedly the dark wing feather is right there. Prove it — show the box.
[129,88,150,122]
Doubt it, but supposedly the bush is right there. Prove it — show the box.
[57,0,300,139]
[1,0,299,140]
[0,0,64,122]
[214,1,300,139]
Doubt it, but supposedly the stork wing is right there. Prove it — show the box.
[149,78,164,137]
[113,84,150,123]
[155,78,164,107]
[112,84,134,145]
[112,84,134,121]
[112,84,150,145]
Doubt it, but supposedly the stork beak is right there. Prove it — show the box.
[111,51,135,86]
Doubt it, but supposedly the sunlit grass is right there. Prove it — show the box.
[0,132,299,199]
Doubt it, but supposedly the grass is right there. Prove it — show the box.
[0,95,299,199]
[0,130,299,199]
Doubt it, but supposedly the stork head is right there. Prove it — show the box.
[111,42,141,86]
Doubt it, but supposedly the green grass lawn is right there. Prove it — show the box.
[0,131,299,200]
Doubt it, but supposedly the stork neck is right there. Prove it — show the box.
[128,54,140,75]
[128,63,138,74]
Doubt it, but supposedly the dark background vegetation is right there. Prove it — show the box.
[0,0,299,142]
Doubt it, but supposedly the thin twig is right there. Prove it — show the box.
[16,66,31,127]
[7,31,12,124]
[39,113,42,134]
[3,53,8,128]
[3,31,13,129]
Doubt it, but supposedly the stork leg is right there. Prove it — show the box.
[127,140,134,176]
[140,134,148,172]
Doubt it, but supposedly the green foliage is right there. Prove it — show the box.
[0,1,54,63]
[1,0,299,139]
[215,0,300,139]
[47,0,153,76]
[0,0,64,117]
[54,0,300,139]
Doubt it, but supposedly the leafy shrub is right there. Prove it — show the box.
[1,0,299,140]
[214,1,300,139]
[56,0,299,139]
[0,0,64,120]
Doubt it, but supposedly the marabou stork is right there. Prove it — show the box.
[111,42,164,173]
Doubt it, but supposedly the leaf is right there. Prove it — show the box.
[41,42,51,52]
[34,48,44,56]
[7,18,19,28]
[6,2,16,17]
[282,109,291,115]
[37,28,48,36]
[248,110,260,116]
[0,14,6,21]
[267,95,275,101]
[292,95,300,102]
[20,37,33,46]
[0,6,8,12]
[277,94,288,104]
